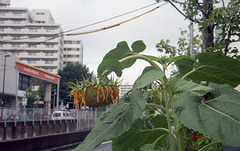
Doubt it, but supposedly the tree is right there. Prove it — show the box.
[158,0,239,55]
[58,63,94,106]
[24,85,38,108]
[36,84,44,101]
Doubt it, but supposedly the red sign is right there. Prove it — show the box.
[15,61,60,83]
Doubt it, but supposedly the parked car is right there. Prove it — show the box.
[51,111,74,120]
[2,114,23,122]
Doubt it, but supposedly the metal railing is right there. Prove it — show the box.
[0,107,104,128]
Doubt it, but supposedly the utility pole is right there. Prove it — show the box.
[1,54,10,106]
[1,54,10,120]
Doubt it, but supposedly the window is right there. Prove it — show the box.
[28,52,36,56]
[29,44,37,48]
[64,40,81,44]
[29,28,38,32]
[13,36,20,40]
[13,20,21,24]
[11,51,19,55]
[45,60,53,64]
[28,15,33,23]
[64,48,80,51]
[12,28,21,32]
[36,21,45,24]
[27,60,36,64]
[64,55,79,58]
[46,28,54,32]
[46,44,54,48]
[45,68,53,72]
[36,12,45,15]
[60,47,63,54]
[29,36,38,40]
[0,20,4,24]
[18,73,30,91]
[13,12,21,16]
[59,62,62,69]
[45,52,53,56]
[0,28,4,31]
[12,44,20,48]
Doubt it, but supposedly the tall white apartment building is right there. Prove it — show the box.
[120,84,133,97]
[0,3,64,74]
[63,39,83,65]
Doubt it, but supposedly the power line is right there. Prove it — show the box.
[62,2,159,34]
[0,2,166,52]
[166,0,198,23]
[0,2,159,43]
[67,3,167,36]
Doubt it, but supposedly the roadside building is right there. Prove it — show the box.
[119,84,133,97]
[0,0,84,109]
[0,3,64,74]
[0,53,60,109]
[63,39,83,66]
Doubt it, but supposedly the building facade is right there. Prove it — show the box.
[0,53,60,109]
[0,5,64,74]
[119,84,133,97]
[63,39,83,66]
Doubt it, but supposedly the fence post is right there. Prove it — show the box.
[24,107,26,126]
[40,109,42,125]
[87,110,89,130]
[32,108,34,126]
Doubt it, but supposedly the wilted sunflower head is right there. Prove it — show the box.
[68,76,121,108]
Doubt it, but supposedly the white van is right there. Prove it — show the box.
[51,111,74,120]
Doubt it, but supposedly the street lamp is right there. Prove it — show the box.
[1,54,10,107]
[1,54,10,120]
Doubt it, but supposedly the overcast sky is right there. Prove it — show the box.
[11,0,190,84]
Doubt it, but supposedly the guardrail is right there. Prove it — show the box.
[0,107,104,128]
[0,107,104,141]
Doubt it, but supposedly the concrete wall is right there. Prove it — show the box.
[0,119,97,151]
[0,131,90,151]
[0,119,96,141]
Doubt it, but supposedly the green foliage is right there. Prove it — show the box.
[112,115,168,151]
[169,77,213,96]
[98,41,146,77]
[157,0,239,55]
[203,0,240,55]
[174,83,240,147]
[156,30,201,58]
[24,85,38,108]
[77,40,240,151]
[98,41,134,77]
[185,52,240,87]
[58,63,93,104]
[133,66,164,89]
[170,55,194,77]
[75,90,146,151]
[131,40,146,53]
[156,39,177,57]
[36,84,44,101]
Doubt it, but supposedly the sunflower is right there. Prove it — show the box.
[68,77,121,108]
